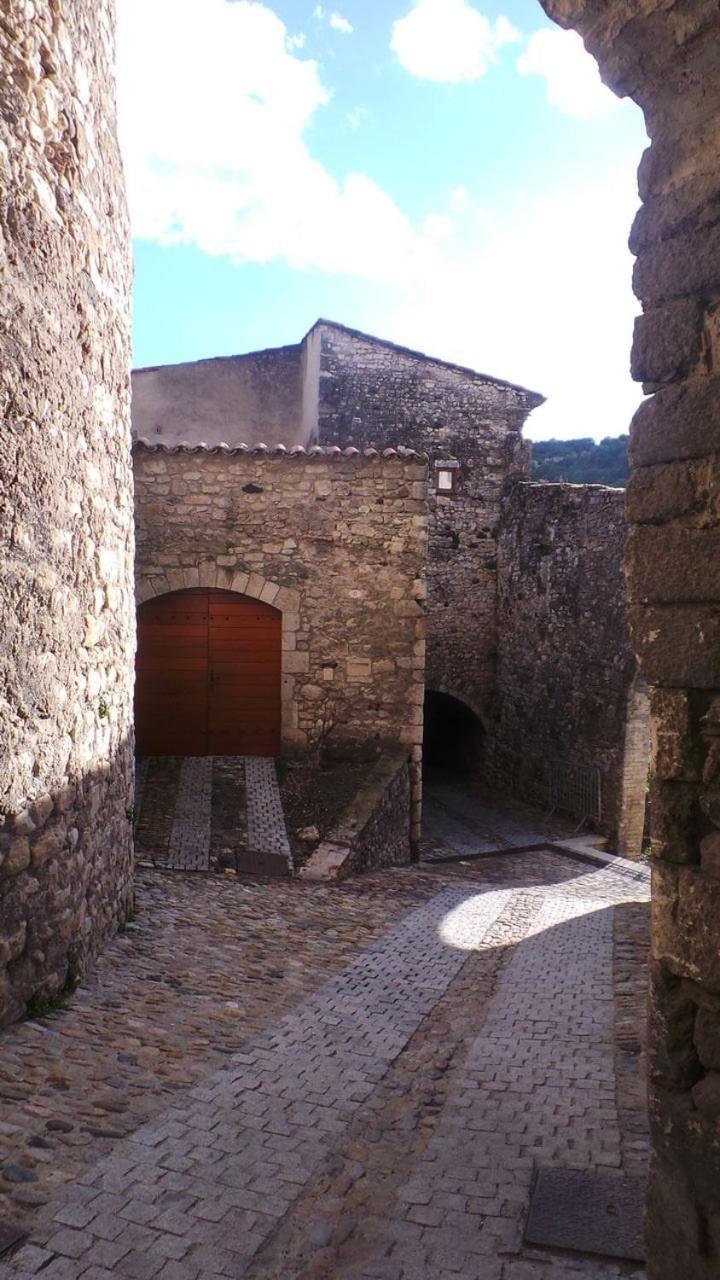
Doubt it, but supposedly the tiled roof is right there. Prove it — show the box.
[132,439,427,460]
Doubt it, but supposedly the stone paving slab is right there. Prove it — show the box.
[167,757,213,871]
[422,783,565,861]
[4,887,511,1276]
[244,756,293,870]
[365,891,641,1279]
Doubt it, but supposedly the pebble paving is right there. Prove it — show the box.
[0,790,650,1280]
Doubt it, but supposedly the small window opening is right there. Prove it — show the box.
[435,460,459,495]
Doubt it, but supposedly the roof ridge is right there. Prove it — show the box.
[303,318,546,405]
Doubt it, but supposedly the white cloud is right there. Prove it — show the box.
[517,28,619,120]
[448,185,470,212]
[287,31,306,49]
[313,5,325,17]
[381,167,643,440]
[391,0,519,84]
[118,0,644,441]
[117,0,426,281]
[329,12,353,33]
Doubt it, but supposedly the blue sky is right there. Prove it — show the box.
[118,0,648,440]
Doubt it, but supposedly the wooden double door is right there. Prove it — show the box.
[135,588,281,757]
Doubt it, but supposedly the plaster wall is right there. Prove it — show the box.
[132,345,306,449]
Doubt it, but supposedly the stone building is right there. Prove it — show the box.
[133,321,539,733]
[0,0,134,1028]
[133,442,428,843]
[5,2,720,1273]
[133,321,648,853]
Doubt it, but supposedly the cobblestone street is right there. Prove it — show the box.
[0,816,649,1279]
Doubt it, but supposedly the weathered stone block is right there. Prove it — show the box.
[629,376,720,468]
[653,863,720,987]
[630,605,720,688]
[651,780,702,865]
[694,1007,720,1070]
[628,527,720,605]
[625,457,716,527]
[632,298,703,384]
[649,961,702,1088]
[700,832,720,878]
[634,224,720,305]
[651,689,702,781]
[1,838,31,877]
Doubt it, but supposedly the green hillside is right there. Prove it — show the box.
[531,436,629,488]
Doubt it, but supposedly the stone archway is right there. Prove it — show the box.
[135,587,282,757]
[423,688,487,777]
[137,562,301,747]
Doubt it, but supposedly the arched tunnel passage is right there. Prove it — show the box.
[423,690,485,779]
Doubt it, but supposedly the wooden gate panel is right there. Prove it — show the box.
[135,590,209,756]
[135,588,282,757]
[207,595,281,757]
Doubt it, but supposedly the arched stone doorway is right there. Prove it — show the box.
[135,587,281,757]
[423,690,485,778]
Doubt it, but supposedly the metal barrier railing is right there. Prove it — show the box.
[546,759,603,827]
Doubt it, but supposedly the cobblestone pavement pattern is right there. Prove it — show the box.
[135,756,290,874]
[168,759,213,872]
[245,757,293,868]
[421,781,571,860]
[0,797,649,1279]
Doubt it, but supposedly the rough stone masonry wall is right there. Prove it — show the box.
[495,483,645,853]
[315,323,540,724]
[0,1,134,1027]
[133,446,427,839]
[541,0,720,1275]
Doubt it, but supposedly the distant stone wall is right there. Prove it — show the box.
[133,445,427,840]
[300,752,411,881]
[495,482,646,851]
[132,345,305,449]
[0,0,134,1026]
[314,322,541,721]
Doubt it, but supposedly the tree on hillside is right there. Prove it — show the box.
[531,435,629,487]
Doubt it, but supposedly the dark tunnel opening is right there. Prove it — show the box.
[423,690,485,778]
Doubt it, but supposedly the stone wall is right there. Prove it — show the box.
[539,1,720,1274]
[314,322,542,722]
[0,0,134,1026]
[132,344,304,450]
[133,444,428,840]
[300,752,411,881]
[494,482,646,852]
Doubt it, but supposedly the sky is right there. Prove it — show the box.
[117,0,649,441]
